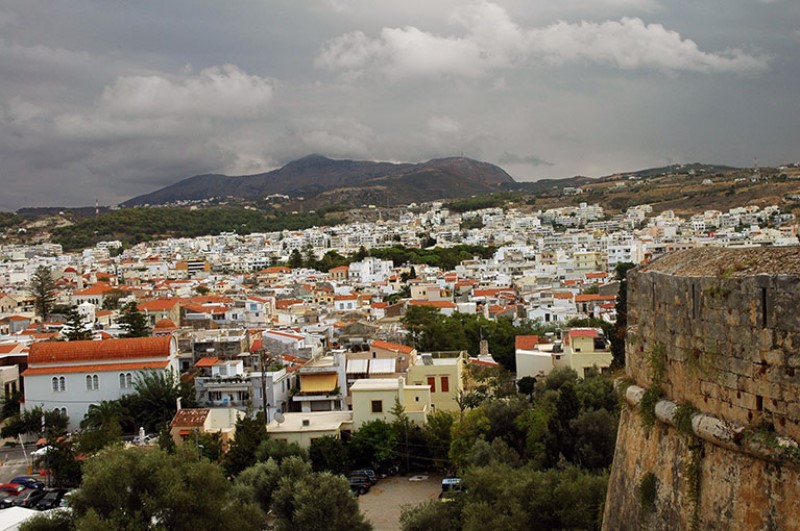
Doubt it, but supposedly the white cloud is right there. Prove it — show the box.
[427,116,461,136]
[316,2,769,78]
[99,64,275,118]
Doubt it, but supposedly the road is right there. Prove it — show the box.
[0,444,42,485]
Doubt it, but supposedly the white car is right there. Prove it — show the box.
[31,445,54,457]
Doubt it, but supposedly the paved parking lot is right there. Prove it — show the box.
[358,474,443,531]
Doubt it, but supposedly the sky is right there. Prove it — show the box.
[0,0,798,210]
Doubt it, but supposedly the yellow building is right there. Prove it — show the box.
[562,328,612,377]
[407,351,467,413]
[265,411,353,448]
[350,377,431,429]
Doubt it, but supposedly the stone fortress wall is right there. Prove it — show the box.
[603,248,800,531]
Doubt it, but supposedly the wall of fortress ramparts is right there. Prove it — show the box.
[603,248,800,531]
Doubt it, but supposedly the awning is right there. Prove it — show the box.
[346,359,369,374]
[300,373,338,393]
[178,429,192,436]
[369,358,396,375]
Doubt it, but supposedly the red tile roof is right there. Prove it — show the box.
[194,356,219,368]
[515,335,540,350]
[568,328,600,338]
[22,360,170,376]
[74,282,115,297]
[371,339,415,355]
[29,336,172,364]
[171,408,210,428]
[408,300,457,308]
[575,294,616,303]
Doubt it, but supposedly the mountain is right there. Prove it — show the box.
[122,155,516,207]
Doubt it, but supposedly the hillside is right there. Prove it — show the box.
[122,155,516,207]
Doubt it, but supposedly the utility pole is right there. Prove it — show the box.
[259,348,270,423]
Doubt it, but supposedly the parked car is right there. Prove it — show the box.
[348,475,372,495]
[438,477,464,501]
[10,476,45,490]
[350,469,378,485]
[34,488,69,511]
[0,484,26,497]
[12,488,47,508]
[31,446,54,457]
[0,492,17,509]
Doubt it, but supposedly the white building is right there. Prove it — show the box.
[22,336,179,429]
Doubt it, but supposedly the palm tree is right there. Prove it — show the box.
[129,370,182,432]
[80,400,126,430]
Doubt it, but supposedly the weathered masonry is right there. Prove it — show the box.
[603,248,800,531]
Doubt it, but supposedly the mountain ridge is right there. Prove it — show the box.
[121,154,515,207]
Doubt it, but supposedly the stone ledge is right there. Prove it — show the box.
[619,380,800,467]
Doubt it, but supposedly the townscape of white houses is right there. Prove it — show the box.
[0,198,796,447]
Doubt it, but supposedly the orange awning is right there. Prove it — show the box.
[299,373,338,393]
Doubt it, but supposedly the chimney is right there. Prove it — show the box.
[479,339,489,357]
[176,397,182,411]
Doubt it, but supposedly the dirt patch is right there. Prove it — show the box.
[358,474,443,531]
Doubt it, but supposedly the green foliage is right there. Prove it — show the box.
[640,386,663,429]
[0,390,21,420]
[70,446,264,530]
[1,405,68,439]
[646,343,667,384]
[123,369,184,432]
[19,510,75,531]
[400,499,464,531]
[225,413,268,476]
[272,470,372,531]
[101,289,126,310]
[685,441,704,531]
[31,265,57,321]
[63,305,93,341]
[422,410,456,469]
[570,408,618,470]
[369,244,495,271]
[348,419,398,469]
[611,262,636,368]
[309,435,349,474]
[517,376,537,400]
[255,437,307,464]
[459,464,607,531]
[45,440,82,487]
[401,307,544,372]
[51,206,341,251]
[445,192,524,213]
[638,472,658,514]
[674,403,698,437]
[118,301,151,337]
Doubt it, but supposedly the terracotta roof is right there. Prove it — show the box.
[153,318,177,331]
[568,328,601,338]
[138,299,180,312]
[515,335,540,350]
[474,288,514,297]
[74,282,115,297]
[371,339,415,355]
[249,339,263,353]
[408,300,457,308]
[28,336,172,364]
[171,408,210,428]
[22,360,170,376]
[275,299,303,309]
[553,292,575,300]
[575,294,616,303]
[258,266,292,274]
[265,330,304,341]
[585,272,608,279]
[194,356,219,368]
[0,343,23,354]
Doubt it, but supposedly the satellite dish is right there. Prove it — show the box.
[273,412,285,425]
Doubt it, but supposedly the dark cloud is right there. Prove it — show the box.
[498,152,554,167]
[0,1,797,210]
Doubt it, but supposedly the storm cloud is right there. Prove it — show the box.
[0,0,797,209]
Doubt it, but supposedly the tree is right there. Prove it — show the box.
[19,510,75,531]
[122,369,182,432]
[101,288,125,310]
[31,266,57,322]
[70,446,264,530]
[309,435,349,474]
[612,262,636,368]
[255,437,307,464]
[517,376,537,402]
[117,301,150,337]
[225,413,268,476]
[401,499,464,531]
[288,249,304,268]
[63,305,93,341]
[347,419,397,470]
[272,470,372,531]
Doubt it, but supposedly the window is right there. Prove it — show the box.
[441,376,449,393]
[427,377,436,393]
[371,400,383,413]
[120,373,133,389]
[52,376,65,392]
[86,374,99,390]
[54,407,67,416]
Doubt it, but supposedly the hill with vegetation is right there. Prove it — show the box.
[121,154,516,207]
